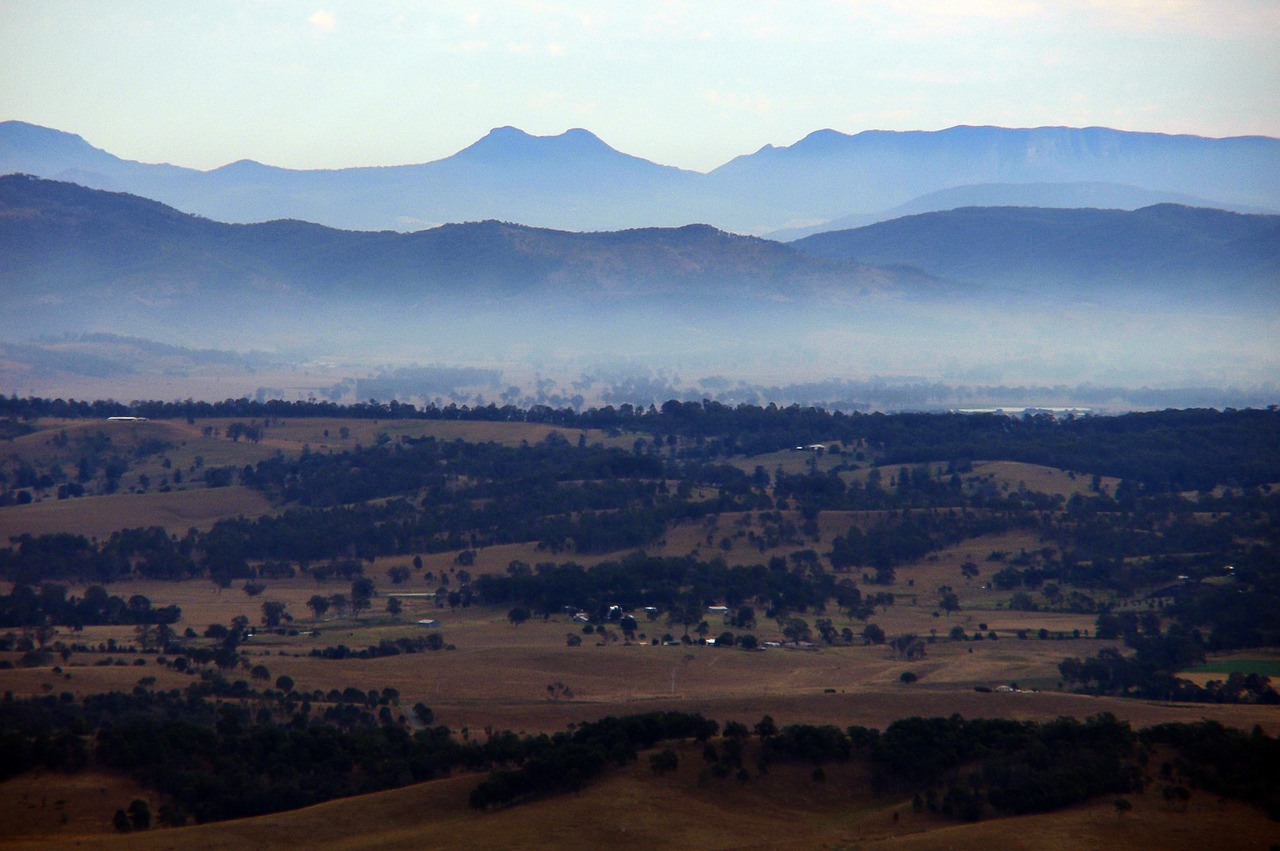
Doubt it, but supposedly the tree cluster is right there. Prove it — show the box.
[0,583,180,628]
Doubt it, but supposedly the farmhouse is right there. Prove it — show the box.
[416,619,440,628]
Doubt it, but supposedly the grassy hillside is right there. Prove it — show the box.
[4,737,1276,849]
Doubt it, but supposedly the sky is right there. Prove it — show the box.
[1,0,1278,173]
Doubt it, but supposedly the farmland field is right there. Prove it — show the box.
[2,405,1278,846]
[0,485,273,540]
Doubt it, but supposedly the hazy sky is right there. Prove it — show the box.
[2,0,1278,172]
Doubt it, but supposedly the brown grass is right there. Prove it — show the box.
[723,447,851,477]
[0,485,273,540]
[838,460,1123,500]
[6,585,1277,740]
[966,460,1121,500]
[5,738,1274,850]
[0,769,154,844]
[3,570,1275,848]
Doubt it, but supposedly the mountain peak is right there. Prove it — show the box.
[483,125,534,141]
[456,126,616,162]
[0,120,106,160]
[799,128,851,144]
[211,158,274,173]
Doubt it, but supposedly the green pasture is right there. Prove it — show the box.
[1185,660,1280,677]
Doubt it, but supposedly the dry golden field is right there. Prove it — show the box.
[0,485,274,540]
[838,459,1124,499]
[4,580,1273,739]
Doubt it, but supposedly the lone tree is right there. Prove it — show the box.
[306,595,330,619]
[127,799,151,830]
[754,715,778,739]
[890,633,927,660]
[351,577,376,613]
[781,617,812,643]
[261,600,288,629]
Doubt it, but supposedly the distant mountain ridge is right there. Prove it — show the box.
[791,204,1280,300]
[765,182,1263,241]
[2,120,1277,234]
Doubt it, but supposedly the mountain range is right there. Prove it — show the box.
[3,120,1278,235]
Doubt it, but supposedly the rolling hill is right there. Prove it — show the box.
[0,175,930,342]
[765,182,1261,241]
[791,204,1280,303]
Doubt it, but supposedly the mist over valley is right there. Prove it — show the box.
[1,168,1277,410]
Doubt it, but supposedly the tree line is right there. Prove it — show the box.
[0,583,179,629]
[3,681,1276,826]
[4,395,1278,489]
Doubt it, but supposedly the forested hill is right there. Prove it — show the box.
[791,205,1280,301]
[0,174,915,308]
